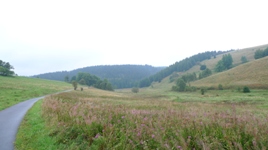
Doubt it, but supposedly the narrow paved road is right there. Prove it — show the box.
[0,90,71,150]
[0,96,44,150]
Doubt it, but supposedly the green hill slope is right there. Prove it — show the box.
[0,76,71,110]
[187,43,268,74]
[191,56,268,88]
[150,44,268,90]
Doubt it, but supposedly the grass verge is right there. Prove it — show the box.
[15,100,58,150]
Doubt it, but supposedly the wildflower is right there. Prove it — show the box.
[152,134,155,138]
[177,146,181,149]
[121,116,125,119]
[95,133,100,139]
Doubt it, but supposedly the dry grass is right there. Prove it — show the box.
[187,43,268,74]
[192,56,268,88]
[41,88,268,149]
[151,44,268,90]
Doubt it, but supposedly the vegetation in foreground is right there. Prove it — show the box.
[17,88,268,149]
[15,100,58,150]
[0,76,71,110]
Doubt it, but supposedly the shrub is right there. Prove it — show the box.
[131,87,139,93]
[218,84,223,90]
[185,86,197,92]
[171,86,179,91]
[241,56,248,63]
[201,88,206,95]
[243,86,250,93]
[176,78,186,92]
[200,65,206,70]
[72,81,78,90]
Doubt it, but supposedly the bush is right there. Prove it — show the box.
[218,84,223,90]
[201,88,206,95]
[176,79,186,92]
[185,86,197,92]
[72,81,78,90]
[171,86,179,91]
[200,65,206,70]
[243,86,250,93]
[131,87,139,93]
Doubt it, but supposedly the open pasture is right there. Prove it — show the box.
[0,76,71,110]
[17,87,268,149]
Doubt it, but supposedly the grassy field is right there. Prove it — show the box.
[16,87,268,149]
[0,76,71,110]
[187,43,268,74]
[191,56,268,89]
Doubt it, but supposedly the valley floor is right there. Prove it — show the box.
[16,87,268,149]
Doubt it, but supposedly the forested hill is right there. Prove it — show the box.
[32,65,164,89]
[139,50,233,87]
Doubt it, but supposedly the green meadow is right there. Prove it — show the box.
[0,76,71,110]
[16,87,268,149]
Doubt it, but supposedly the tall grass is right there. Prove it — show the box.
[41,89,268,149]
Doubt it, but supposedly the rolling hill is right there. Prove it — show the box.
[150,44,268,90]
[191,56,268,89]
[32,65,164,89]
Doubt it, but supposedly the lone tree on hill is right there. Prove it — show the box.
[241,56,248,63]
[0,60,15,76]
[72,81,78,90]
[215,54,233,72]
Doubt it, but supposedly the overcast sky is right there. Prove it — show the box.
[1,0,267,76]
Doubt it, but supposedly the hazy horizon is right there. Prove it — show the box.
[1,0,267,76]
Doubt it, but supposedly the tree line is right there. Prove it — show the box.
[254,47,268,59]
[0,60,15,76]
[32,65,164,89]
[68,72,114,91]
[139,50,233,87]
[172,53,234,92]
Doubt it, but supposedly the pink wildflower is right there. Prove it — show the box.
[95,133,100,139]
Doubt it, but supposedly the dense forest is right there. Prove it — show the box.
[139,50,233,87]
[32,65,164,89]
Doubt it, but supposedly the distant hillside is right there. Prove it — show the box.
[191,56,268,89]
[139,50,232,87]
[32,65,164,89]
[186,43,268,74]
[150,44,268,90]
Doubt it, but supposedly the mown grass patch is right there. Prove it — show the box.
[35,88,268,149]
[0,76,71,110]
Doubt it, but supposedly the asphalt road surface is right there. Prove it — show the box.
[0,96,45,150]
[0,89,72,150]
